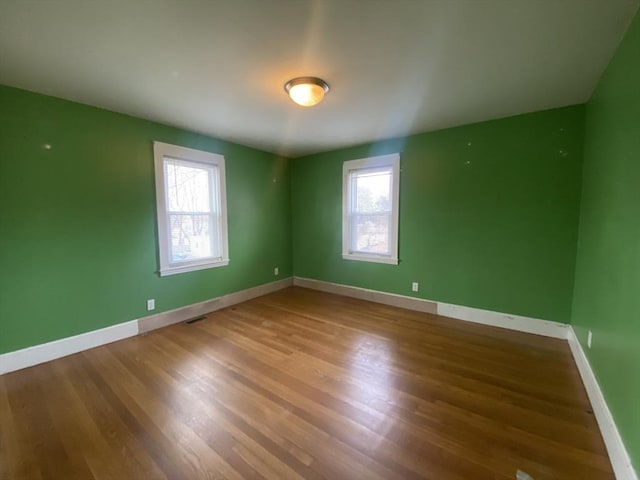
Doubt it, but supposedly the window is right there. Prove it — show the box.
[342,153,400,264]
[153,142,229,276]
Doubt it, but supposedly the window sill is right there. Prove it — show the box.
[159,259,230,277]
[342,253,398,265]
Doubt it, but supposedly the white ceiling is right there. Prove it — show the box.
[0,0,638,157]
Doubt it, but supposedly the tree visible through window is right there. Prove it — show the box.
[343,154,400,265]
[351,168,392,254]
[166,160,216,262]
[154,142,229,276]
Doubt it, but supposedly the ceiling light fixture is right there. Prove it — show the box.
[284,77,330,107]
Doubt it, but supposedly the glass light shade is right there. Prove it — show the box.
[284,77,329,107]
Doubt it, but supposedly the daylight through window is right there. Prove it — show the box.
[342,153,400,265]
[154,142,229,276]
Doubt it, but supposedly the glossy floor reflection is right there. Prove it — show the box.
[0,287,613,479]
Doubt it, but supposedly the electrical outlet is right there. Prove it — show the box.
[412,282,419,292]
[587,330,592,349]
[147,299,155,311]
[274,267,279,276]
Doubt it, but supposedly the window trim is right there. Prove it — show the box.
[342,153,400,265]
[153,141,229,276]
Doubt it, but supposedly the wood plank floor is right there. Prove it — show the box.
[0,287,613,480]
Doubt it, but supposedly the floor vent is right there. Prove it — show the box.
[184,315,207,325]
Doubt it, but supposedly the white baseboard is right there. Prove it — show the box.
[293,276,437,313]
[294,276,568,339]
[0,320,139,375]
[294,277,638,478]
[138,277,293,333]
[567,327,638,480]
[437,302,568,339]
[2,276,634,480]
[1,277,293,375]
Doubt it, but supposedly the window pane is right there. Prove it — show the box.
[169,213,217,262]
[351,213,390,254]
[165,159,212,213]
[342,154,399,264]
[354,169,391,213]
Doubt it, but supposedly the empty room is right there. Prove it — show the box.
[1,1,639,479]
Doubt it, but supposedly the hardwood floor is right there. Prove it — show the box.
[0,287,613,480]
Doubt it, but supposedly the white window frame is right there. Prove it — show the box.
[342,153,400,265]
[153,141,229,276]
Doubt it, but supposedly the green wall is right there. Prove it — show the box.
[0,85,291,354]
[1,15,638,469]
[571,12,640,470]
[291,106,585,323]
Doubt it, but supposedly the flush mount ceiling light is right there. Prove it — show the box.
[284,77,330,107]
